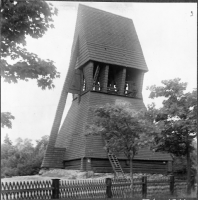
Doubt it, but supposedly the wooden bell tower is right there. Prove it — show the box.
[42,4,172,174]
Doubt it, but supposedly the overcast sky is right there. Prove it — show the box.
[1,2,197,145]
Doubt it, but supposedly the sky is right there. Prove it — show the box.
[1,2,197,145]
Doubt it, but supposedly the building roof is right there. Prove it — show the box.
[70,4,148,71]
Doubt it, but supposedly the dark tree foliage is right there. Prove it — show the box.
[147,79,197,156]
[147,78,197,194]
[1,135,49,177]
[1,112,15,129]
[1,0,60,89]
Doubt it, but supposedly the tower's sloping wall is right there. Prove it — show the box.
[55,92,90,160]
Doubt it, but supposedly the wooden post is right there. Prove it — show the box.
[169,175,174,196]
[119,68,126,95]
[115,68,126,95]
[52,179,60,199]
[136,72,144,99]
[83,61,94,91]
[86,158,92,171]
[106,178,112,198]
[129,156,133,197]
[191,174,195,192]
[142,176,147,198]
[100,65,109,93]
[168,160,173,173]
[80,157,84,171]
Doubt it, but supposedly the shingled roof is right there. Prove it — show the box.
[71,4,148,71]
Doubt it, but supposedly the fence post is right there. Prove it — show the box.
[52,179,60,199]
[170,175,174,196]
[191,174,195,191]
[142,176,147,198]
[106,178,112,198]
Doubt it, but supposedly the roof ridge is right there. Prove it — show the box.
[78,3,133,21]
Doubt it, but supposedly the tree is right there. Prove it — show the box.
[1,136,18,177]
[86,102,156,196]
[34,135,49,155]
[4,133,12,145]
[1,0,60,88]
[1,135,49,177]
[1,112,15,129]
[1,0,60,129]
[147,78,197,194]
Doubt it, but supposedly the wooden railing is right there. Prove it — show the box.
[1,176,192,200]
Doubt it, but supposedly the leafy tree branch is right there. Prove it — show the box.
[1,112,15,129]
[1,0,60,89]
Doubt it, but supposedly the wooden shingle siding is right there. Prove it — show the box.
[77,41,90,68]
[88,91,146,111]
[81,7,142,50]
[64,159,81,170]
[55,92,90,160]
[134,148,172,161]
[85,134,108,159]
[87,41,147,60]
[91,158,168,174]
[55,100,80,148]
[72,5,148,71]
[42,148,65,168]
[86,43,147,71]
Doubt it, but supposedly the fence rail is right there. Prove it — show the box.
[1,175,190,200]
